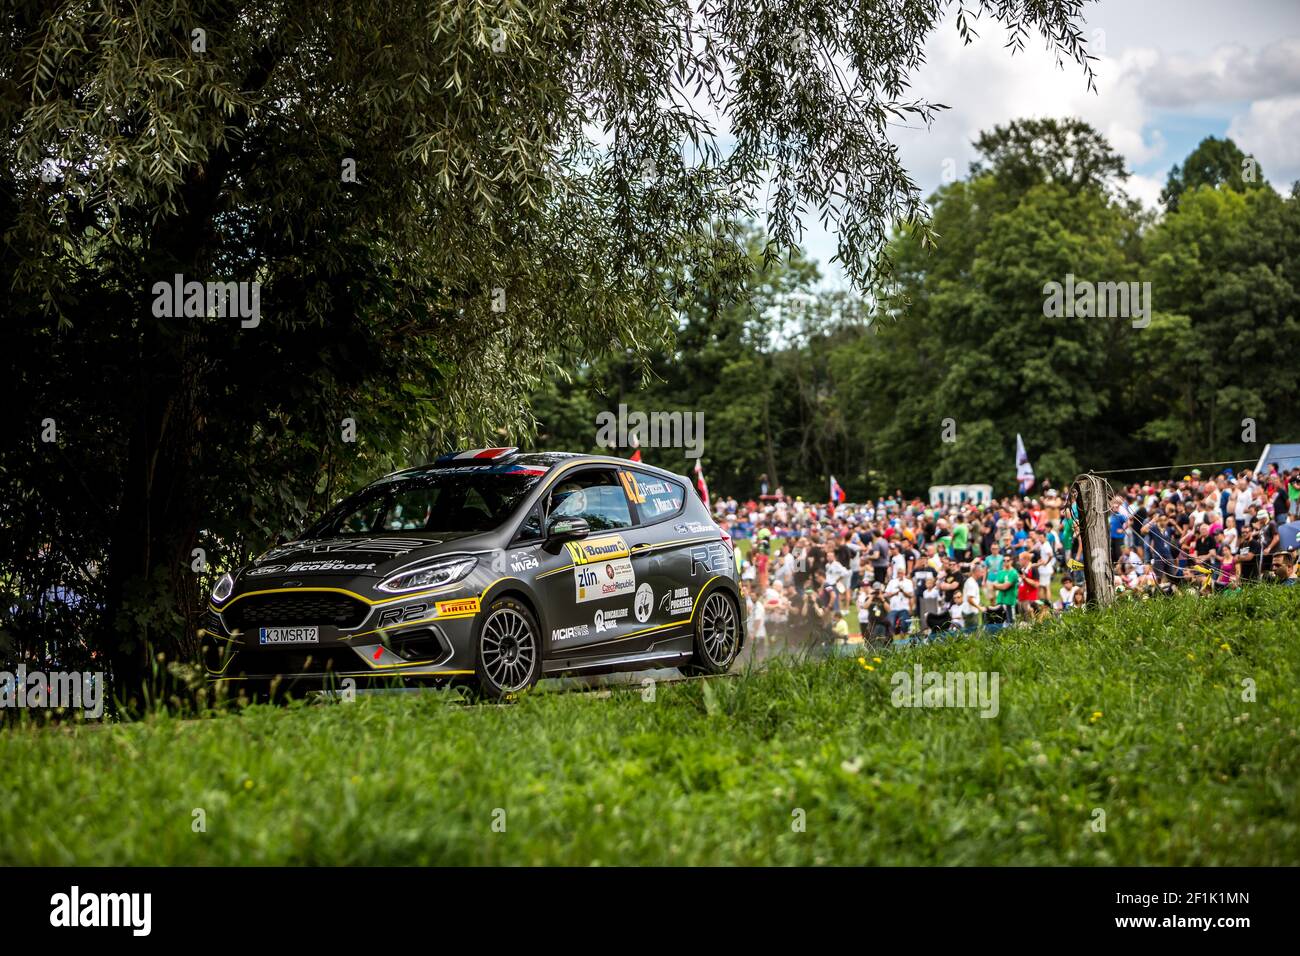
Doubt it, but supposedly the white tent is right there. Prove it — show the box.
[1255,443,1300,474]
[929,484,993,506]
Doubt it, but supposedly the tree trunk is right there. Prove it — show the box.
[101,319,202,708]
[761,366,780,491]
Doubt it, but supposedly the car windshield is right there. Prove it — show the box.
[308,469,545,537]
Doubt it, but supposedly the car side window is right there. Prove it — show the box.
[516,501,545,542]
[627,470,686,521]
[548,470,632,531]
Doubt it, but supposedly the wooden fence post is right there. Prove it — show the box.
[1073,473,1115,608]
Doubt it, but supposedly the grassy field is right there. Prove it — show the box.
[3,586,1298,865]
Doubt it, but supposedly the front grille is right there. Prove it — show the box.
[224,592,368,629]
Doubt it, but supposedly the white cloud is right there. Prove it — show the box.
[792,2,1300,285]
[889,24,1162,200]
[1125,172,1165,209]
[1228,95,1300,186]
[1136,39,1300,108]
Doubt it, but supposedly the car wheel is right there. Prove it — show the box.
[473,597,542,700]
[683,590,741,675]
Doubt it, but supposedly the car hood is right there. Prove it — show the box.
[240,532,488,582]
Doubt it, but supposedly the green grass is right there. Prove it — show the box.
[3,587,1299,865]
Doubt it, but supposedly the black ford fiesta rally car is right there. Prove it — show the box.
[202,448,745,698]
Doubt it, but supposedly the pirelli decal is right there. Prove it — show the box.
[565,534,630,565]
[435,597,480,618]
[619,471,646,504]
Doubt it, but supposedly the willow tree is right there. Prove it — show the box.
[0,0,1095,698]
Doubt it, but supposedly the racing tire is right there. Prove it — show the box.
[473,596,542,701]
[681,590,741,676]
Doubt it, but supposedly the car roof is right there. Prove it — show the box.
[384,450,689,483]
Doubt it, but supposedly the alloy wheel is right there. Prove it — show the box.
[699,592,739,667]
[480,607,538,692]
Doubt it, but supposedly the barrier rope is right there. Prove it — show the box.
[1087,458,1257,476]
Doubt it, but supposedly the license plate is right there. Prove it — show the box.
[259,626,319,645]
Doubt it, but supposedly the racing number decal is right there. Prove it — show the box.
[618,471,646,505]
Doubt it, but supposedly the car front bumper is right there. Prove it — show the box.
[202,582,484,683]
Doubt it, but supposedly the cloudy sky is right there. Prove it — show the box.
[800,0,1300,285]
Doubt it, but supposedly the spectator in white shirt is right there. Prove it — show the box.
[961,563,986,627]
[824,555,850,593]
[884,572,914,637]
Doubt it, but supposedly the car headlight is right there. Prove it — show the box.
[378,556,477,594]
[210,572,235,603]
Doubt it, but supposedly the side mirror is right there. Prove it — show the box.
[547,516,590,543]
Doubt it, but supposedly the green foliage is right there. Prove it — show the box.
[577,123,1296,502]
[1161,135,1268,211]
[535,124,1299,505]
[813,118,1151,496]
[0,1,1099,692]
[1144,184,1300,461]
[970,117,1129,201]
[3,586,1297,864]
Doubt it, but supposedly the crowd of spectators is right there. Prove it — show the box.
[713,466,1300,645]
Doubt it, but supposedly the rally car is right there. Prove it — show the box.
[202,449,744,698]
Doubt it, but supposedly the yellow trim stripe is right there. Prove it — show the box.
[209,670,474,681]
[534,535,716,581]
[549,574,726,651]
[212,577,466,613]
[343,609,478,642]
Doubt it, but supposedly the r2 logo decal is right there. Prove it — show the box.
[377,603,428,627]
[690,543,727,576]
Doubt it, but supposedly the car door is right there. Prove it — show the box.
[531,467,640,655]
[618,468,717,639]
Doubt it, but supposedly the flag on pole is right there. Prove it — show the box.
[694,459,710,508]
[829,475,846,504]
[1016,433,1035,494]
[628,429,641,463]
